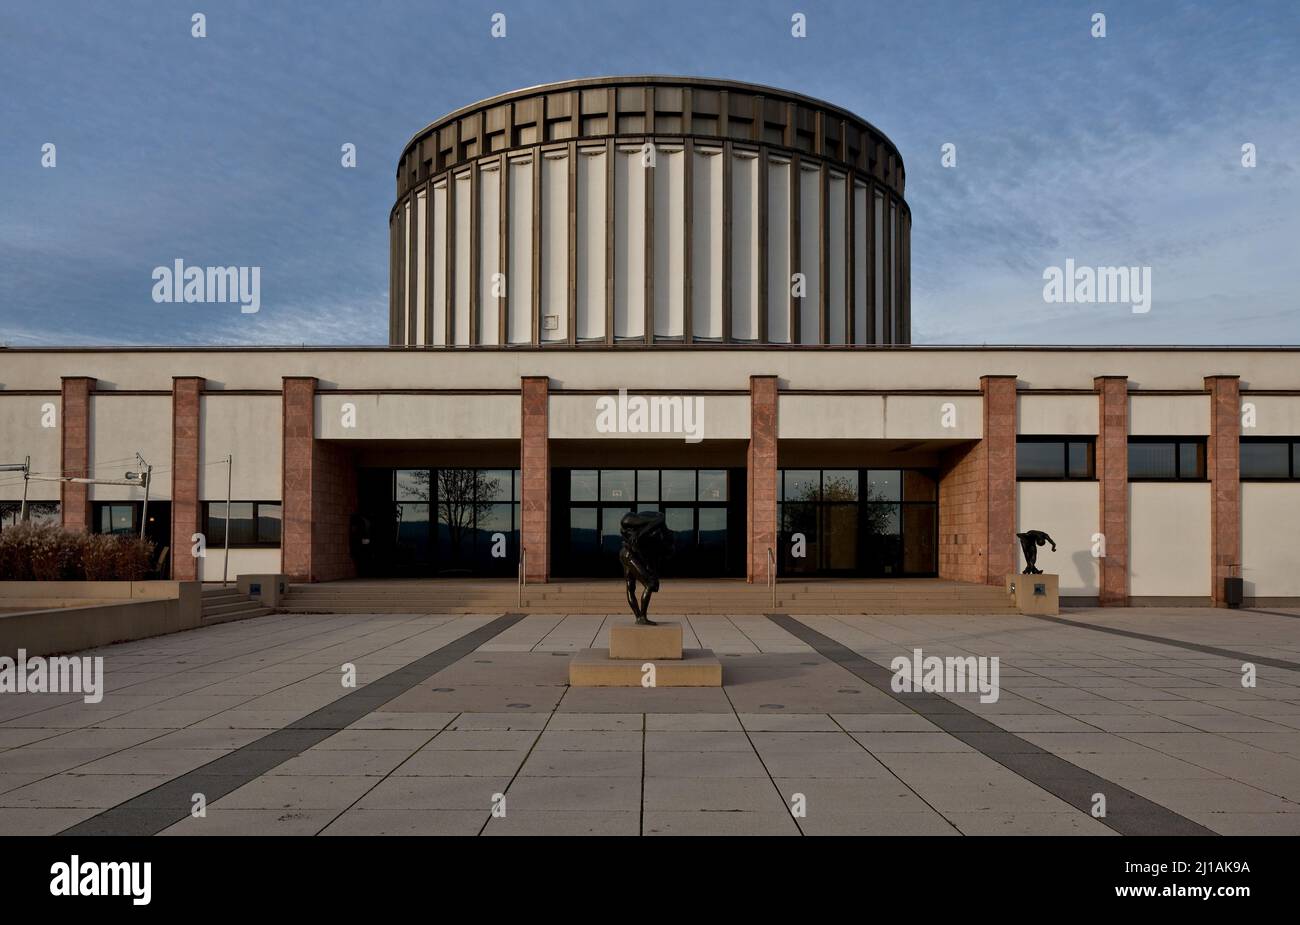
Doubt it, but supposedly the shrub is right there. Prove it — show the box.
[82,534,120,580]
[0,523,156,581]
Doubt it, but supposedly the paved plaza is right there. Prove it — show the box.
[2,607,1299,836]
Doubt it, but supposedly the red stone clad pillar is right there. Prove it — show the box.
[170,377,204,580]
[1095,376,1129,606]
[59,377,95,532]
[281,377,317,582]
[747,375,779,583]
[982,375,1018,582]
[1205,375,1241,606]
[520,376,550,583]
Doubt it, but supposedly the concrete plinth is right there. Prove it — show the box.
[568,649,723,687]
[609,622,683,660]
[1006,573,1060,615]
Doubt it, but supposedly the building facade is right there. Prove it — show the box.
[2,78,1298,606]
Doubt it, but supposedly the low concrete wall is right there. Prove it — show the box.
[0,582,201,658]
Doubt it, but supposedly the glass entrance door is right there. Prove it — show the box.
[554,468,743,578]
[778,468,937,577]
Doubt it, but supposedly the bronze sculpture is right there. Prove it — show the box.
[1016,530,1056,574]
[619,510,675,625]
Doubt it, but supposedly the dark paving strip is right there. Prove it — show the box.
[1243,608,1300,622]
[59,613,526,836]
[767,614,1215,837]
[1026,614,1300,672]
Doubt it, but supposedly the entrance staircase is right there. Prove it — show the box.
[200,585,274,625]
[278,579,1017,615]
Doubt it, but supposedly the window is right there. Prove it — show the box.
[778,468,937,577]
[1128,439,1206,480]
[1016,438,1095,480]
[0,501,60,530]
[204,501,282,547]
[97,503,138,535]
[558,468,733,578]
[1241,439,1299,480]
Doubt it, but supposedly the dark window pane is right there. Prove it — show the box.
[569,507,598,557]
[822,470,858,501]
[257,503,282,544]
[697,470,727,501]
[1240,442,1290,479]
[479,469,511,502]
[1179,442,1204,479]
[228,502,256,546]
[636,470,659,502]
[600,470,634,502]
[783,470,819,502]
[1129,442,1177,479]
[662,470,695,501]
[601,506,631,557]
[571,470,598,502]
[1068,442,1092,478]
[1017,442,1066,479]
[395,469,430,501]
[865,470,901,502]
[822,504,858,570]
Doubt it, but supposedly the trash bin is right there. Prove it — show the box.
[1224,576,1243,608]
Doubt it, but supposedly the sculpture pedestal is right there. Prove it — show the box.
[1006,574,1060,615]
[569,621,722,687]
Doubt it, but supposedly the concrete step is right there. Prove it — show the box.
[201,604,273,625]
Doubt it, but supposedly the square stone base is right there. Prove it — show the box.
[1006,573,1060,615]
[569,648,723,687]
[608,622,683,660]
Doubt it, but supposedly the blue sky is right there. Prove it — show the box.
[1,0,1296,346]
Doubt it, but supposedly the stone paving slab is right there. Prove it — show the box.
[1,609,1298,835]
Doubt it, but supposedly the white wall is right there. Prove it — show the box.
[201,395,281,501]
[1130,394,1209,435]
[431,180,448,346]
[798,164,820,344]
[653,147,685,339]
[692,148,723,339]
[826,172,846,345]
[778,394,982,440]
[1243,395,1300,436]
[315,393,519,440]
[540,152,568,341]
[0,394,60,501]
[576,147,606,341]
[1018,394,1097,435]
[614,147,645,340]
[1016,481,1099,596]
[1242,483,1300,597]
[477,163,501,345]
[549,394,747,440]
[88,395,171,500]
[766,157,791,343]
[199,547,282,582]
[730,151,759,341]
[453,171,472,345]
[507,156,533,345]
[1129,482,1211,597]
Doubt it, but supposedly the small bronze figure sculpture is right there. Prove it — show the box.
[619,510,675,625]
[1017,530,1056,574]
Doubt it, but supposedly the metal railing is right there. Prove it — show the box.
[518,547,527,609]
[766,547,776,610]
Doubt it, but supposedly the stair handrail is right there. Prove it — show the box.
[766,546,776,610]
